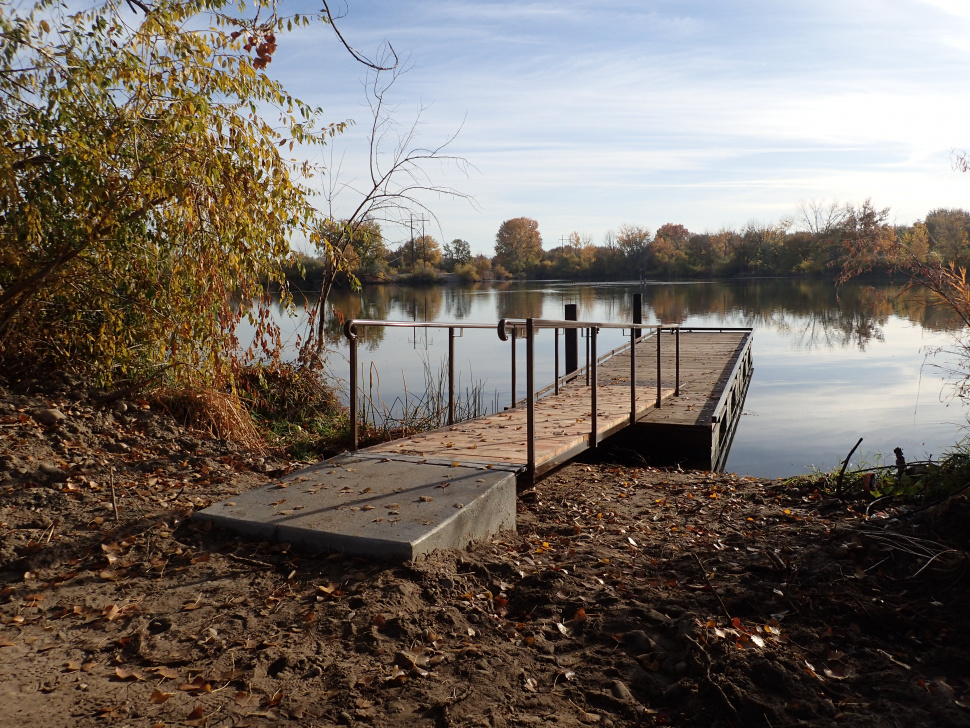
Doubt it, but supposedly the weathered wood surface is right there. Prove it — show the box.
[364,330,749,471]
[635,330,749,428]
[366,382,676,466]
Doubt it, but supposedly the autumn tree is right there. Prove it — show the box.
[442,239,472,271]
[494,217,543,276]
[0,0,348,385]
[925,209,970,266]
[312,218,386,311]
[837,200,897,274]
[616,224,652,268]
[399,235,442,269]
[650,223,691,275]
[899,222,931,264]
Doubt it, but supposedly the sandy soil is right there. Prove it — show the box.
[2,372,969,728]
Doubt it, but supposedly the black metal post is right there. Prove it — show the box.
[675,327,681,396]
[527,318,536,480]
[555,328,560,395]
[633,293,642,339]
[656,327,662,408]
[630,326,637,424]
[565,304,578,374]
[511,327,517,408]
[590,327,598,446]
[349,334,358,450]
[448,327,455,425]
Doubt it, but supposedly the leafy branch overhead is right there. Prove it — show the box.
[0,0,350,384]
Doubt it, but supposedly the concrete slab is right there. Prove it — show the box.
[195,453,519,560]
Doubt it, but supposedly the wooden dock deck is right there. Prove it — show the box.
[199,325,754,560]
[364,328,753,478]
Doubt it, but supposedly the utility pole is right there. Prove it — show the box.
[409,213,429,270]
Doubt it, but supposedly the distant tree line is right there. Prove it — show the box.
[286,202,970,289]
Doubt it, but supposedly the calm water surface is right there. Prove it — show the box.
[258,279,968,478]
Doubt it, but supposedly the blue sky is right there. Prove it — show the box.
[273,0,970,255]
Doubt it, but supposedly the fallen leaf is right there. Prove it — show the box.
[233,691,258,707]
[184,705,205,727]
[179,676,211,693]
[149,690,173,704]
[823,665,857,680]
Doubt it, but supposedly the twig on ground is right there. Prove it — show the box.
[693,553,732,621]
[685,634,740,720]
[109,469,120,522]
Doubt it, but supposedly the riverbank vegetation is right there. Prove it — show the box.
[298,202,970,286]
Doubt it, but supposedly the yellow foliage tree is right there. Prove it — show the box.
[0,0,347,385]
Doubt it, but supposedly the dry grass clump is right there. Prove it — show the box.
[154,386,265,451]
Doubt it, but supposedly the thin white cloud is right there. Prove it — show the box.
[270,0,970,253]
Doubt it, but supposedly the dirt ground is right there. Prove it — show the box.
[2,371,970,728]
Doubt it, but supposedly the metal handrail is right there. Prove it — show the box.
[710,331,754,423]
[343,319,502,449]
[497,318,681,480]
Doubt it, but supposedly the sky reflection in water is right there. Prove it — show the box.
[253,279,967,478]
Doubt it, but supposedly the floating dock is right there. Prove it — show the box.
[198,325,753,559]
[623,328,753,470]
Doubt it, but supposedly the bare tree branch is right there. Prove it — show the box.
[302,65,476,360]
[321,0,398,71]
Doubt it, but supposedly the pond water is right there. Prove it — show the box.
[252,278,969,478]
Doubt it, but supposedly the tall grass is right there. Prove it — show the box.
[355,357,497,442]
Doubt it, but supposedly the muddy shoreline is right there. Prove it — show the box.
[1,373,968,727]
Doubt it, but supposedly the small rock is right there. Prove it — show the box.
[38,462,67,482]
[610,679,634,703]
[624,629,653,651]
[113,401,128,414]
[35,408,66,426]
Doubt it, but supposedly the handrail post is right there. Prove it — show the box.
[656,326,662,408]
[630,326,637,425]
[448,327,456,425]
[590,326,598,447]
[554,327,560,395]
[511,327,517,408]
[349,332,359,450]
[565,304,578,374]
[526,318,536,481]
[675,327,681,396]
[585,328,590,386]
[633,293,642,340]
